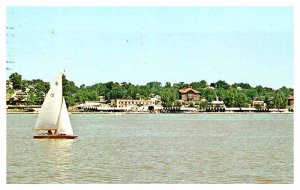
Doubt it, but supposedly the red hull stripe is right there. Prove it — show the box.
[33,135,78,139]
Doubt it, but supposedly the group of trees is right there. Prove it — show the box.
[6,72,293,109]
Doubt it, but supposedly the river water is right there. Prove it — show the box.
[6,113,293,184]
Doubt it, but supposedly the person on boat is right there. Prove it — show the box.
[48,130,52,135]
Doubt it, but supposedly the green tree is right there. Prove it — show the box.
[216,88,226,101]
[62,74,78,94]
[199,80,207,88]
[199,100,209,108]
[232,82,252,89]
[190,82,201,92]
[62,74,79,105]
[27,90,36,105]
[74,90,86,103]
[146,81,162,95]
[65,96,76,107]
[26,79,50,104]
[91,83,107,96]
[255,85,264,95]
[274,91,287,109]
[5,71,295,108]
[80,84,86,89]
[223,88,249,107]
[203,88,216,102]
[175,82,188,89]
[215,80,230,89]
[161,88,178,107]
[9,72,23,90]
[236,91,249,107]
[288,88,294,96]
[244,88,258,101]
[87,90,99,101]
[278,86,291,98]
[165,82,171,88]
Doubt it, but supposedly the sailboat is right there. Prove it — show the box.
[33,72,78,139]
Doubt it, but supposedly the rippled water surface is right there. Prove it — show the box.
[7,113,293,183]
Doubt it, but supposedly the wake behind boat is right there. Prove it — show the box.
[33,72,78,139]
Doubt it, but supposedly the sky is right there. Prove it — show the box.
[6,6,293,89]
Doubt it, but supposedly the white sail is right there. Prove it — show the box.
[34,73,63,130]
[57,97,73,135]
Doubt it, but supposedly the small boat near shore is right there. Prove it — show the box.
[33,72,78,139]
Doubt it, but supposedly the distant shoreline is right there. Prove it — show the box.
[6,111,293,114]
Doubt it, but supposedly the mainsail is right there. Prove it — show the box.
[34,72,64,131]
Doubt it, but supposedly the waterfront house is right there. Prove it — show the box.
[115,98,156,108]
[288,96,294,110]
[99,96,106,103]
[252,100,266,109]
[8,90,28,105]
[179,86,200,101]
[288,96,294,106]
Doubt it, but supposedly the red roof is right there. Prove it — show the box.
[179,87,200,94]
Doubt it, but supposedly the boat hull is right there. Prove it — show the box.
[33,134,78,139]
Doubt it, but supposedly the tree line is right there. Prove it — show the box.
[7,72,293,109]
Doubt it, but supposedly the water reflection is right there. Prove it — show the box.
[31,140,74,183]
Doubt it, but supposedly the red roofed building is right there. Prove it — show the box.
[179,86,200,101]
[288,96,294,106]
